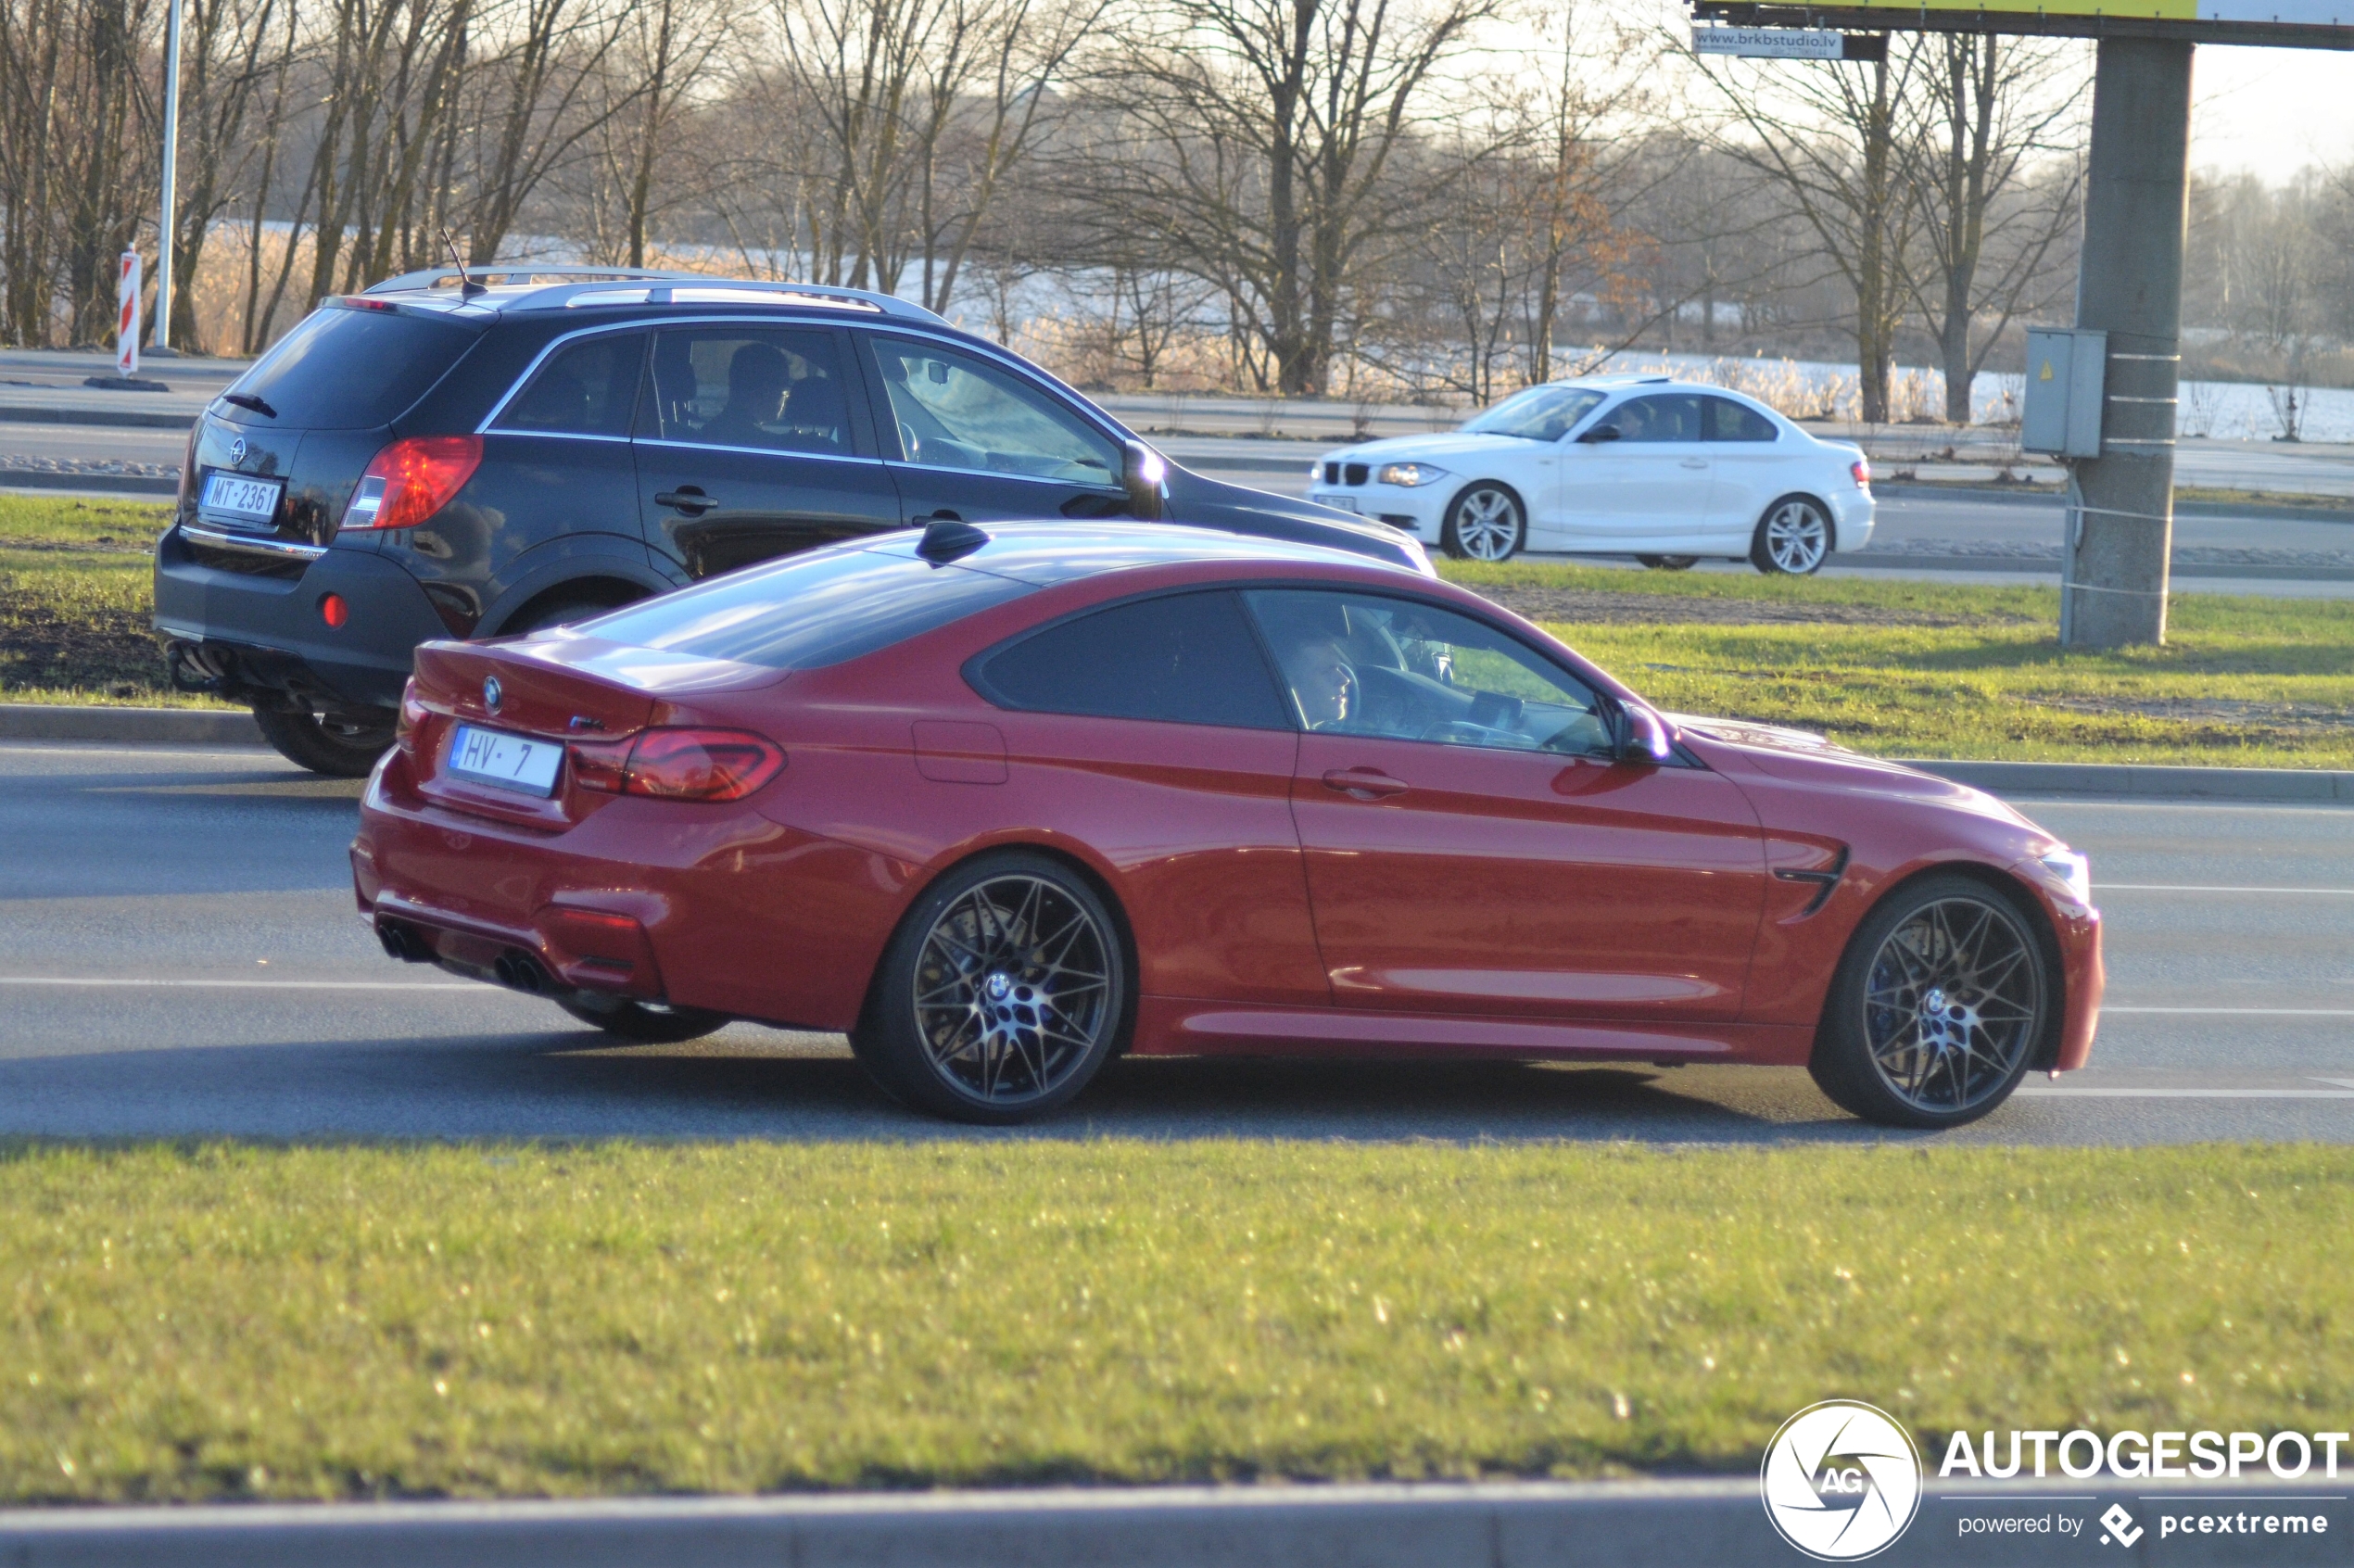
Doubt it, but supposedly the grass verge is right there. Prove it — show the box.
[0,495,233,708]
[4,1141,2348,1502]
[1438,560,2354,768]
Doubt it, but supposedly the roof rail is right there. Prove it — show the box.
[363,265,693,295]
[362,265,948,324]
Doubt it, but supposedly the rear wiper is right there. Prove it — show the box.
[221,392,277,419]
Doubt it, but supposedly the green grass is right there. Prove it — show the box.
[0,496,232,707]
[4,1141,2348,1502]
[1,496,2347,758]
[1438,561,2354,769]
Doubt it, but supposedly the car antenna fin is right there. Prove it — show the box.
[442,229,486,299]
[916,517,990,564]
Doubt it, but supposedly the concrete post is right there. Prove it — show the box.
[2064,36,2193,649]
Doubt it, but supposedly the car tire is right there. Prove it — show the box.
[1808,873,2052,1130]
[251,704,396,778]
[555,993,730,1043]
[1750,496,1831,575]
[851,850,1130,1124]
[1637,554,1699,572]
[1438,483,1527,563]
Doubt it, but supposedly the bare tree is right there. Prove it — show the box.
[1898,33,2083,422]
[1704,39,1925,422]
[1083,0,1500,395]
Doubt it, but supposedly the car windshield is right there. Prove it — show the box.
[1461,386,1608,442]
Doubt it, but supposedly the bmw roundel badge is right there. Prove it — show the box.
[484,677,503,713]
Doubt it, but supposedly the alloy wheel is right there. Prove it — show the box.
[1759,499,1829,574]
[1860,896,2043,1116]
[911,874,1113,1106]
[1447,487,1523,561]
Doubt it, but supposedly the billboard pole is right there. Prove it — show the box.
[2062,37,2192,648]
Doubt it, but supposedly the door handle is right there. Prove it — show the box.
[919,509,963,523]
[654,487,716,515]
[1677,459,1708,470]
[1322,767,1409,800]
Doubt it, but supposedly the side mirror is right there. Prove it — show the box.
[1576,424,1622,445]
[1613,702,1674,764]
[1123,440,1167,521]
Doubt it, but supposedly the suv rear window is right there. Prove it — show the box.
[222,303,477,429]
[576,545,1035,670]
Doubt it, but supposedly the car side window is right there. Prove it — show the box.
[1242,588,1612,756]
[1706,397,1780,442]
[1609,394,1706,443]
[493,331,644,437]
[973,590,1290,730]
[870,337,1120,487]
[644,327,854,456]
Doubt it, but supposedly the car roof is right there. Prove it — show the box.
[867,521,1425,588]
[357,267,949,326]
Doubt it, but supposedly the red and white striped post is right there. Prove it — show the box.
[116,251,141,378]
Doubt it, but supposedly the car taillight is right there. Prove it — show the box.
[570,728,784,803]
[395,679,429,755]
[177,425,198,509]
[1850,458,1870,488]
[340,435,482,530]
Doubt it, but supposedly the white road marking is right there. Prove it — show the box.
[2097,883,2354,895]
[0,977,479,991]
[2015,1087,2354,1098]
[2104,1005,2354,1017]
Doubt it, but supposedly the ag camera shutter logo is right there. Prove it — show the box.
[1761,1400,1923,1560]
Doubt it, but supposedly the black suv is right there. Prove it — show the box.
[155,267,1424,775]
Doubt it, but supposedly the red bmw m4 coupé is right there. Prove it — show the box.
[351,521,2101,1127]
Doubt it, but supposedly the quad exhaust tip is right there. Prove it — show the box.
[493,948,554,994]
[375,920,435,964]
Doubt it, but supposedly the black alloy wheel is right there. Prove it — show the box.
[1810,874,2052,1129]
[852,851,1129,1123]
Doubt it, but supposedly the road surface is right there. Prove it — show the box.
[3,740,2348,1144]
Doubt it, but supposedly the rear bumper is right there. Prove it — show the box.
[351,749,909,1028]
[153,530,443,712]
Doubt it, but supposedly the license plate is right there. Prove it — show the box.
[199,471,285,528]
[1323,494,1360,512]
[448,724,563,797]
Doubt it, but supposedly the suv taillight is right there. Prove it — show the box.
[340,435,483,530]
[570,728,785,803]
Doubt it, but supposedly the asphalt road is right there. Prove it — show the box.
[4,740,2350,1144]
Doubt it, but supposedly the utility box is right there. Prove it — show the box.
[2021,327,2106,459]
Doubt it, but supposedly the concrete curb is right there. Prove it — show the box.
[0,469,177,496]
[0,703,260,746]
[1903,758,2354,803]
[1876,480,2354,524]
[0,1480,2340,1566]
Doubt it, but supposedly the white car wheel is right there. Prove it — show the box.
[1751,497,1830,575]
[1440,484,1525,562]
